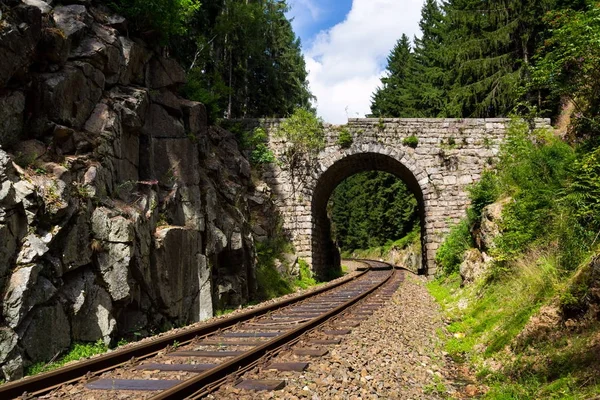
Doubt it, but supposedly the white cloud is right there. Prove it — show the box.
[305,0,424,124]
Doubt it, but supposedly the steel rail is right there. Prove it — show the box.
[151,266,395,400]
[0,267,370,399]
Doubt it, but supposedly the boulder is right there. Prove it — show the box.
[118,37,150,86]
[16,234,49,265]
[2,264,56,328]
[0,91,26,147]
[91,207,134,243]
[145,56,186,89]
[459,248,492,284]
[32,62,103,131]
[96,242,133,301]
[2,352,23,381]
[180,99,207,136]
[109,87,149,132]
[71,23,123,85]
[22,0,51,14]
[477,198,510,251]
[52,4,92,43]
[20,302,71,362]
[63,269,116,344]
[150,89,182,116]
[60,213,93,275]
[0,328,18,366]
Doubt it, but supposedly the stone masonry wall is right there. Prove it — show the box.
[256,118,552,278]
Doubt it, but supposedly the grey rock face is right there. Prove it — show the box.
[145,56,186,89]
[33,63,103,130]
[91,207,134,243]
[0,91,26,147]
[142,104,186,139]
[152,227,212,322]
[0,0,262,381]
[53,5,91,41]
[97,243,133,301]
[63,269,116,343]
[0,4,42,87]
[60,213,93,275]
[2,264,57,328]
[20,303,71,362]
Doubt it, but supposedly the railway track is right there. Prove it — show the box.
[1,260,403,399]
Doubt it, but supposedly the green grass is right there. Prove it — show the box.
[294,259,317,289]
[26,340,109,376]
[428,252,600,399]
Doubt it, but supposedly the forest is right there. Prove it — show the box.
[109,0,313,121]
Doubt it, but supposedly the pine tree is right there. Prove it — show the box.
[370,34,416,117]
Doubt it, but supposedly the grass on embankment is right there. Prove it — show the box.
[428,254,600,399]
[25,339,116,377]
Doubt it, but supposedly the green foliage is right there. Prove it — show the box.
[336,127,353,149]
[238,127,275,166]
[294,259,317,289]
[370,34,418,117]
[26,340,109,376]
[563,146,600,232]
[276,109,325,186]
[429,257,600,399]
[402,135,419,148]
[435,220,474,275]
[329,171,419,252]
[277,108,325,153]
[255,239,294,300]
[109,0,199,41]
[468,170,500,220]
[492,121,580,266]
[530,4,600,139]
[180,0,313,121]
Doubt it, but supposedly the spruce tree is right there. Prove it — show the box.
[370,34,416,117]
[442,0,556,117]
[411,0,447,117]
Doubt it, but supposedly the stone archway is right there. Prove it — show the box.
[310,143,432,278]
[252,117,552,277]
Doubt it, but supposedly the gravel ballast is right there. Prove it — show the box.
[209,272,457,399]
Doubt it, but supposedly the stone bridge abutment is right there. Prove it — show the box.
[254,118,551,277]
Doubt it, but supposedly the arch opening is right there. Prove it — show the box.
[311,152,427,279]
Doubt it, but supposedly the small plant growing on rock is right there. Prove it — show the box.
[402,135,419,148]
[337,127,353,149]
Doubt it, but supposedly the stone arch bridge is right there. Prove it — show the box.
[247,118,551,277]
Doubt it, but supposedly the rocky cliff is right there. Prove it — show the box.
[0,0,267,380]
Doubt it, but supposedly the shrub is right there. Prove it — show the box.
[295,259,317,289]
[337,127,353,148]
[402,135,419,148]
[468,170,500,221]
[435,220,474,275]
[241,127,276,166]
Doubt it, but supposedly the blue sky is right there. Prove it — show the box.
[286,0,425,124]
[287,0,353,48]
